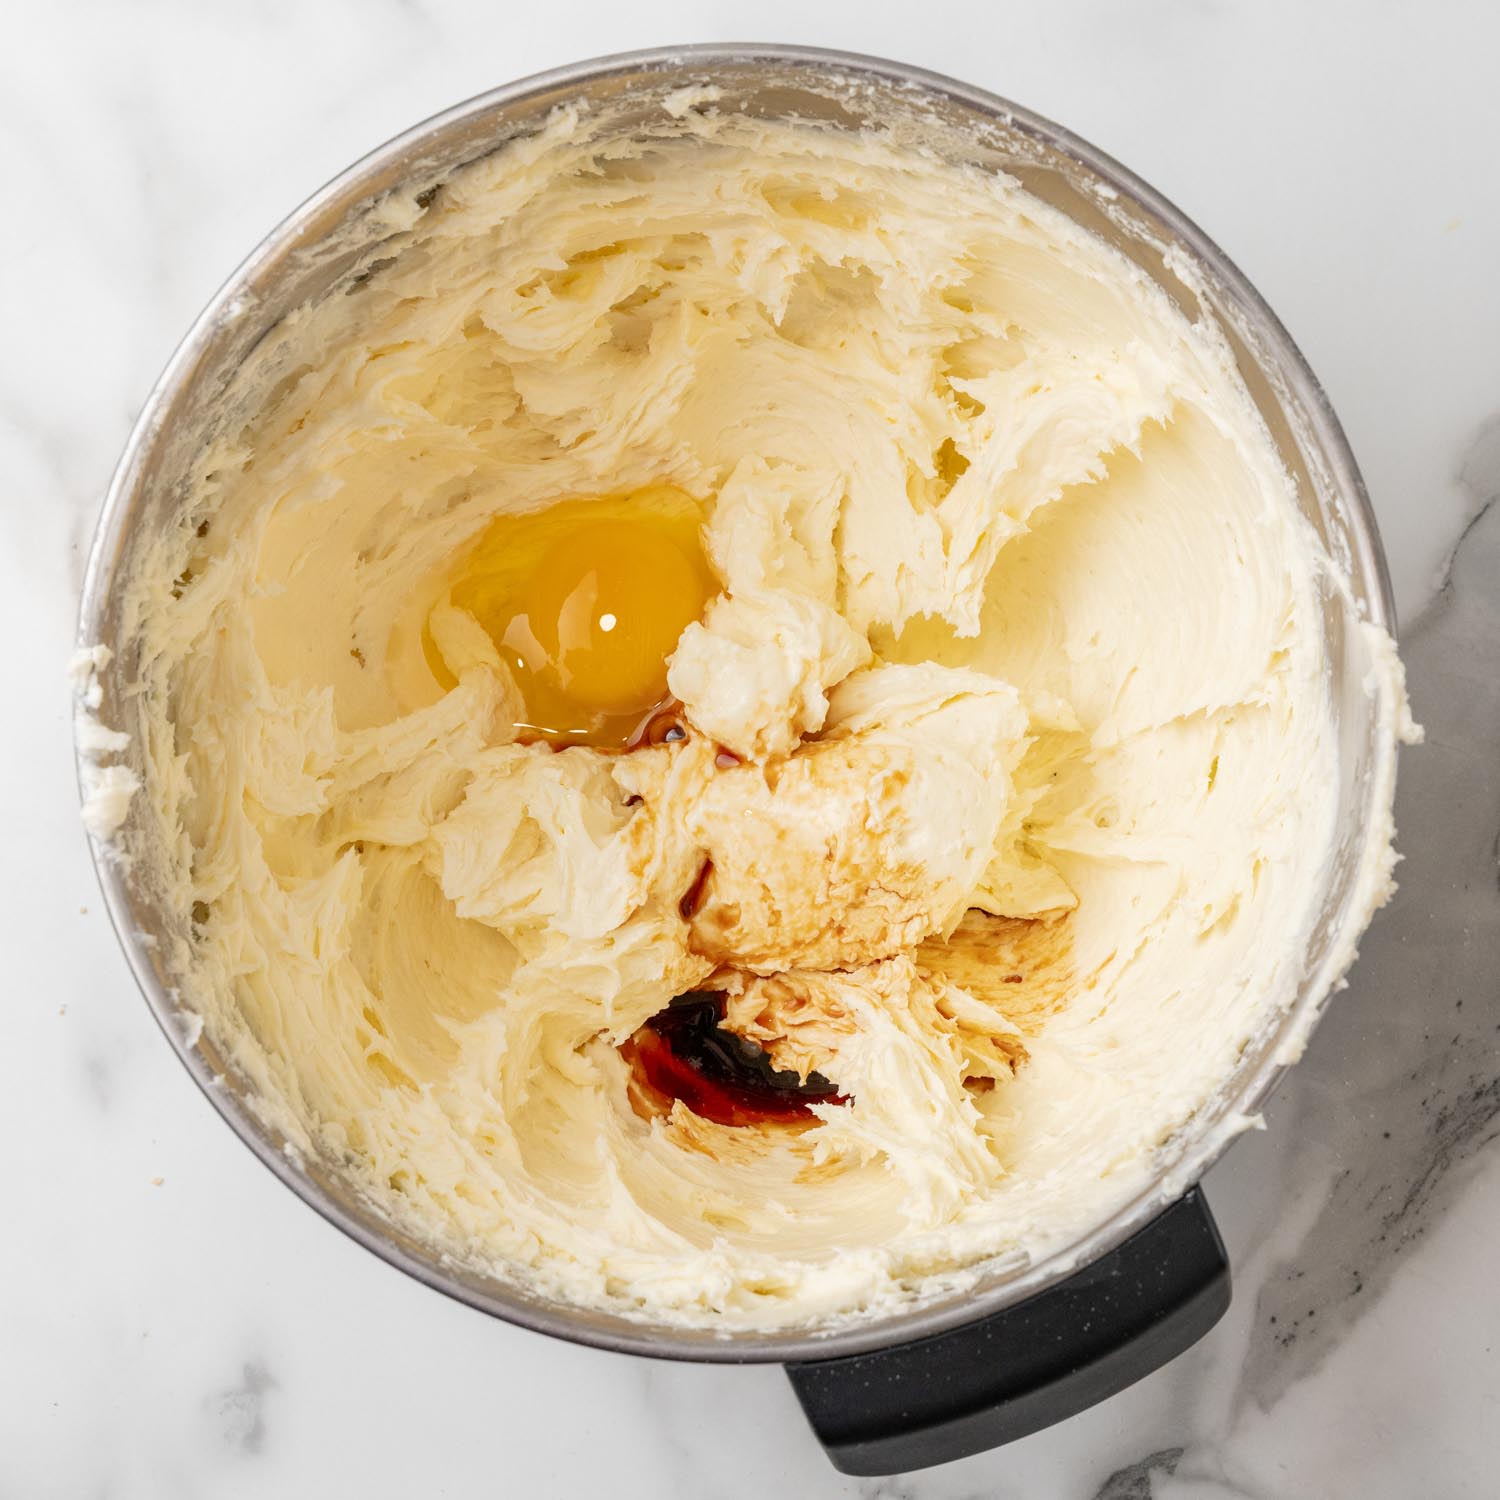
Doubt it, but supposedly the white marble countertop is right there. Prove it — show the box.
[4,2,1497,1495]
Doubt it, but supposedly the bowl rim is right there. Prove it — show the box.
[76,41,1399,1364]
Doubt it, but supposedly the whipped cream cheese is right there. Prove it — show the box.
[110,100,1410,1329]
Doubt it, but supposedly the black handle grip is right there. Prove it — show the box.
[786,1188,1229,1475]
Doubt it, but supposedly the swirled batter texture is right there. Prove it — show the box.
[118,102,1402,1329]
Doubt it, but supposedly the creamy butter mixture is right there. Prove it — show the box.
[111,101,1405,1329]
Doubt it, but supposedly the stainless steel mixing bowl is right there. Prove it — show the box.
[76,44,1402,1473]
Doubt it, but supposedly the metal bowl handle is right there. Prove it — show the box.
[785,1188,1229,1475]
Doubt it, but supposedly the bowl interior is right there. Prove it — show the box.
[79,46,1399,1362]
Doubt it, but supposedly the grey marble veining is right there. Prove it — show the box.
[3,3,1498,1498]
[1238,422,1500,1410]
[211,1359,277,1455]
[1090,1449,1185,1500]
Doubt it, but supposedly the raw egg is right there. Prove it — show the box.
[425,485,713,747]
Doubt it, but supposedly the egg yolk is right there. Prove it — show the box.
[427,487,713,747]
[520,520,705,714]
